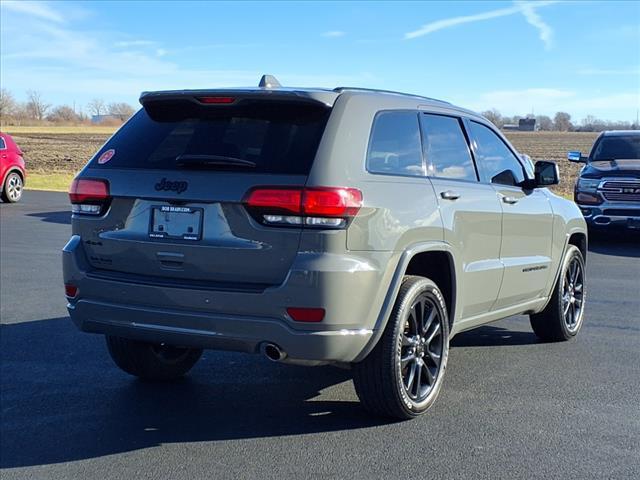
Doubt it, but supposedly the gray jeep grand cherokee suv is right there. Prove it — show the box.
[63,76,588,419]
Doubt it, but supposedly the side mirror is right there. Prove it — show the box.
[534,160,560,186]
[567,151,587,163]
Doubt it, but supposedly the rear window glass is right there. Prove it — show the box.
[421,114,477,181]
[367,111,424,177]
[90,100,330,174]
[0,137,6,149]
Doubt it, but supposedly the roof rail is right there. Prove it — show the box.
[333,86,450,104]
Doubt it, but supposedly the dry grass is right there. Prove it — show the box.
[2,125,118,134]
[504,131,599,197]
[13,127,597,197]
[26,171,75,192]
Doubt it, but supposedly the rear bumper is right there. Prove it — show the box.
[577,202,640,229]
[63,235,396,363]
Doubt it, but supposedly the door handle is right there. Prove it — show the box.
[501,195,519,204]
[440,190,461,200]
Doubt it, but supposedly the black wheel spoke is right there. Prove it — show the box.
[422,306,436,335]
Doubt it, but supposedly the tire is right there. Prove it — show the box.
[105,335,202,381]
[352,275,450,419]
[1,172,24,203]
[530,245,586,342]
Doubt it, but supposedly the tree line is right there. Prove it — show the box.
[0,88,637,131]
[0,89,135,126]
[481,109,638,132]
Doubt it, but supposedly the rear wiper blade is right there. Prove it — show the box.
[176,154,256,168]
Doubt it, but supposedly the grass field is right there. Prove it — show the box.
[9,126,599,196]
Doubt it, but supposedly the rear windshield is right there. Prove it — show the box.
[90,99,330,174]
[591,135,640,161]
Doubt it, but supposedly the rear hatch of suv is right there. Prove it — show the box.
[71,91,334,291]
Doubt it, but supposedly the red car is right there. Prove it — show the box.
[0,132,26,203]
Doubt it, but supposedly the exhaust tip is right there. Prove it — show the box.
[261,343,287,362]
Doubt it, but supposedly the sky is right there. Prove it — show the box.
[1,0,639,122]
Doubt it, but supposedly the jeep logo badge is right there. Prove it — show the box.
[155,178,188,194]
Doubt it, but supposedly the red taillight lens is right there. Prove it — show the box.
[69,178,110,215]
[286,307,325,322]
[196,96,236,104]
[244,186,362,228]
[65,284,78,298]
[303,188,363,217]
[69,179,109,203]
[245,188,303,214]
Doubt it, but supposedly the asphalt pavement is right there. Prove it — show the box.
[1,191,639,479]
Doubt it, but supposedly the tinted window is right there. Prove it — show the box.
[90,100,330,174]
[0,137,6,149]
[469,121,525,186]
[421,114,476,181]
[592,135,640,161]
[367,111,423,177]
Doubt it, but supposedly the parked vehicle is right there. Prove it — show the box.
[569,130,640,230]
[63,76,588,419]
[0,132,26,203]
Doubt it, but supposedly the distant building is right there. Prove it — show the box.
[502,118,536,132]
[91,114,120,124]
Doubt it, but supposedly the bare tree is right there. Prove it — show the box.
[25,90,50,121]
[47,105,80,123]
[535,115,553,131]
[0,88,18,120]
[553,112,573,132]
[87,98,106,117]
[107,102,135,121]
[481,109,503,127]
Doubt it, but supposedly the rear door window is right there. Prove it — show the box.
[0,137,6,150]
[367,111,424,177]
[420,114,477,182]
[468,121,525,186]
[90,100,330,175]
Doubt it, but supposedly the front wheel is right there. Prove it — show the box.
[352,276,449,419]
[106,336,202,381]
[530,245,586,342]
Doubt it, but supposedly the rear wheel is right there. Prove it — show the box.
[106,335,202,381]
[1,172,23,203]
[530,245,586,342]
[352,276,449,419]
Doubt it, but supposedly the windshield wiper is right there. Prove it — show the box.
[176,154,256,168]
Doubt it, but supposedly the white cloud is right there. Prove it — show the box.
[322,31,345,38]
[114,40,157,48]
[1,0,64,23]
[405,1,557,49]
[518,1,553,49]
[0,5,373,106]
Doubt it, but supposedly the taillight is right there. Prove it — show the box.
[244,187,362,228]
[69,178,110,215]
[64,284,78,298]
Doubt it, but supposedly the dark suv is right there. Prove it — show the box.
[63,76,587,419]
[569,130,640,230]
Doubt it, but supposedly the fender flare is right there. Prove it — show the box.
[353,241,457,363]
[536,227,588,313]
[1,167,25,192]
